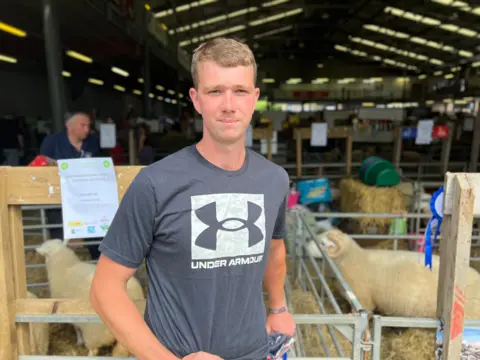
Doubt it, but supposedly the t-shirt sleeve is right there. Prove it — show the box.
[39,135,55,159]
[272,169,290,239]
[99,169,157,268]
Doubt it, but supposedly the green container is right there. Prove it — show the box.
[359,156,400,187]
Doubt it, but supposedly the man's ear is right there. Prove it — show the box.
[189,87,202,115]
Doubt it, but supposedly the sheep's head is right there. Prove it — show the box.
[322,229,358,259]
[36,239,67,258]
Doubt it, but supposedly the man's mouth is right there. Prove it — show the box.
[219,119,238,123]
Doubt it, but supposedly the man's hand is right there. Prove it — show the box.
[266,311,296,337]
[182,352,224,360]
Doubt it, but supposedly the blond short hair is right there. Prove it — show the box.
[191,37,257,88]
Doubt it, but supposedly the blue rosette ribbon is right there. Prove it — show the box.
[424,187,444,269]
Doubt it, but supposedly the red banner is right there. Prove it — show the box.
[292,91,329,99]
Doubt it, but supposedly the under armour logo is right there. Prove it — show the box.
[194,201,264,251]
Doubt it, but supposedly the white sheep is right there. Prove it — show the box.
[26,291,49,355]
[318,229,480,319]
[36,239,145,356]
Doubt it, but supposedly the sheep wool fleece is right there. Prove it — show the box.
[99,144,290,360]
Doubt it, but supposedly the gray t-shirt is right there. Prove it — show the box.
[99,144,289,360]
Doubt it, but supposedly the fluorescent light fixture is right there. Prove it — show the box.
[349,36,444,65]
[333,44,419,71]
[66,50,93,63]
[178,93,184,98]
[165,97,172,103]
[363,23,473,58]
[114,85,125,92]
[133,90,142,95]
[362,102,375,107]
[418,74,427,79]
[384,6,479,39]
[158,96,164,100]
[434,70,443,76]
[312,78,329,84]
[0,21,27,37]
[62,71,71,77]
[263,78,275,83]
[155,0,218,18]
[181,25,247,46]
[249,8,303,26]
[156,85,165,91]
[138,78,144,83]
[172,99,178,104]
[168,89,176,95]
[111,66,129,77]
[88,78,103,85]
[0,54,17,63]
[445,73,454,79]
[149,93,154,98]
[253,25,293,39]
[286,78,302,84]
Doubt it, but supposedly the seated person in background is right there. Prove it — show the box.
[39,112,102,260]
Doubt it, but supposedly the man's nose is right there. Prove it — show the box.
[221,91,235,112]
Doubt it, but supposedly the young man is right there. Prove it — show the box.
[90,37,295,360]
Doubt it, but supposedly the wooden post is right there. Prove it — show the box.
[295,129,302,178]
[440,123,454,175]
[469,112,480,172]
[437,173,475,360]
[345,134,353,177]
[392,126,403,170]
[0,167,16,360]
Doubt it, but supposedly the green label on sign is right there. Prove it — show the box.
[61,163,68,170]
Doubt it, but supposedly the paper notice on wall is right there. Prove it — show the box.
[415,119,434,145]
[245,125,253,147]
[310,123,328,146]
[261,131,277,155]
[100,123,116,148]
[57,158,119,240]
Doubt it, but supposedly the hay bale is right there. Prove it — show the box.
[380,328,435,360]
[339,179,407,246]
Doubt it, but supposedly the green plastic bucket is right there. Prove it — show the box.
[359,156,400,187]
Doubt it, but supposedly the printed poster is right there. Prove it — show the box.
[57,157,119,240]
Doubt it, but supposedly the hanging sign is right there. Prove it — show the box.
[424,187,444,269]
[432,125,449,139]
[415,119,434,145]
[310,123,328,147]
[57,158,119,241]
[402,127,417,140]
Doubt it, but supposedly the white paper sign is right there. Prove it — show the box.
[415,119,434,145]
[245,125,253,147]
[100,124,116,148]
[57,158,119,240]
[260,131,277,155]
[310,123,328,146]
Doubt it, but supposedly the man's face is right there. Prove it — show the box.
[190,60,259,145]
[71,115,91,140]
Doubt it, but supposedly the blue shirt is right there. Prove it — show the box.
[39,131,101,160]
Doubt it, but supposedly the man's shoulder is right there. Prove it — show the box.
[137,146,194,182]
[247,148,289,182]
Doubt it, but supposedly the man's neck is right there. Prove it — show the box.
[67,132,82,150]
[196,137,246,171]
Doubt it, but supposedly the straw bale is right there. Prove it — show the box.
[288,287,353,358]
[339,178,407,245]
[380,328,435,360]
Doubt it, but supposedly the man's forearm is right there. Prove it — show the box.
[90,282,180,360]
[264,241,287,309]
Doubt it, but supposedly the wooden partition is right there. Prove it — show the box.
[0,166,146,359]
[294,126,353,178]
